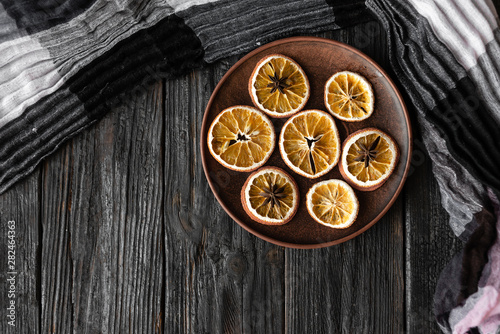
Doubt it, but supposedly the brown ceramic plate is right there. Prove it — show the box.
[201,37,412,249]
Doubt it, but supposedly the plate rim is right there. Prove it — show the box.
[200,36,413,249]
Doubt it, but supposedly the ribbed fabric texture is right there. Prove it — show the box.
[470,32,500,123]
[0,14,205,193]
[177,0,360,62]
[0,0,95,33]
[0,1,499,333]
[0,2,25,42]
[0,0,362,194]
[450,192,500,334]
[324,0,374,27]
[0,0,174,128]
[366,0,499,233]
[366,0,500,332]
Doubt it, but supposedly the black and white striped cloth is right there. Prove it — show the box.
[1,0,499,332]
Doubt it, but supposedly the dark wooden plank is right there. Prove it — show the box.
[285,199,404,333]
[404,140,462,333]
[163,61,285,334]
[0,169,41,334]
[41,82,164,333]
[284,23,405,334]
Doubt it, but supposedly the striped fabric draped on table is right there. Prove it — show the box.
[1,0,499,332]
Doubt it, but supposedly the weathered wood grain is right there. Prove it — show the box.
[0,169,40,334]
[163,61,285,334]
[404,140,462,334]
[40,82,164,333]
[284,24,405,334]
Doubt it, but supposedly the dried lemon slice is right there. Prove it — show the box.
[249,54,310,118]
[241,167,299,225]
[324,71,374,121]
[279,110,340,178]
[339,128,399,191]
[208,106,275,171]
[306,179,359,229]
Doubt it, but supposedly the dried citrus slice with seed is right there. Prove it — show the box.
[306,179,359,229]
[249,54,310,118]
[208,106,275,171]
[241,167,299,225]
[324,71,374,121]
[279,110,340,178]
[339,128,399,191]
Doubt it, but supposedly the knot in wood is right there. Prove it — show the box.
[265,248,281,264]
[226,253,247,277]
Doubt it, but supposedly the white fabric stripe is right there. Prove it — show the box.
[408,0,498,70]
[167,0,220,12]
[0,37,59,128]
[0,0,174,129]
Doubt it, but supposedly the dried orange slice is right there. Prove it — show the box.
[279,110,340,178]
[208,106,275,171]
[249,54,310,118]
[241,167,299,225]
[306,179,359,229]
[324,71,374,121]
[339,128,399,191]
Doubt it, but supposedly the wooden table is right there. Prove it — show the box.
[1,19,483,334]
